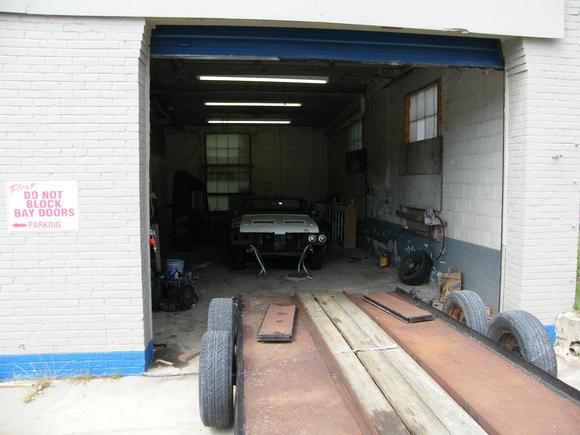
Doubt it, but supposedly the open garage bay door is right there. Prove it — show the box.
[151,26,504,69]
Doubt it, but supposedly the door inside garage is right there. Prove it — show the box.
[146,25,504,371]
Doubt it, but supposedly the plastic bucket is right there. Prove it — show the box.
[166,259,185,278]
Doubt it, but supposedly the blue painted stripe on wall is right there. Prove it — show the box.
[0,340,154,381]
[544,325,557,345]
[151,25,504,69]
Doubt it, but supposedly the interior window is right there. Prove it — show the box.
[206,133,251,211]
[348,120,363,151]
[405,82,440,143]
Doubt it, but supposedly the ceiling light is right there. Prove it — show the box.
[198,75,328,84]
[207,119,291,125]
[204,102,302,107]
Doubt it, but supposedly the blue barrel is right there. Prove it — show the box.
[166,258,185,278]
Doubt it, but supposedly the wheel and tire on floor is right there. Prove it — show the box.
[308,246,323,270]
[230,247,245,270]
[487,310,557,376]
[207,298,237,338]
[442,290,489,335]
[199,330,234,428]
[398,251,433,285]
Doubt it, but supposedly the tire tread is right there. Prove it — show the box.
[487,310,557,376]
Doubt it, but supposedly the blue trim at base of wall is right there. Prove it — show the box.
[544,325,557,345]
[0,340,154,381]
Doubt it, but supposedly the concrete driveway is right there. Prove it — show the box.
[0,373,231,435]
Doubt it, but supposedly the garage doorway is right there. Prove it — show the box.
[146,25,504,372]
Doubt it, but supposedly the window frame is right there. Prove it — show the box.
[404,80,442,144]
[348,120,363,152]
[205,132,252,211]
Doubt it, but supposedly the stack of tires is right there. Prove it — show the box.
[199,298,237,428]
[442,290,557,376]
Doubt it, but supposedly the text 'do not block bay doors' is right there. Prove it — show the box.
[6,180,79,232]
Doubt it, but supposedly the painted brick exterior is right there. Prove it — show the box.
[502,0,580,323]
[0,14,151,372]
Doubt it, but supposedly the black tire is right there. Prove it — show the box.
[199,331,234,428]
[398,251,432,285]
[208,298,237,338]
[230,247,245,270]
[442,290,488,335]
[309,247,323,270]
[487,310,557,376]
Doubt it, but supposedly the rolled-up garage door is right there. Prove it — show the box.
[151,25,503,69]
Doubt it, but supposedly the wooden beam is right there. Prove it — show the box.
[298,293,408,435]
[317,293,485,435]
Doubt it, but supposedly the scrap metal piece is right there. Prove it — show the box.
[363,292,433,323]
[257,304,297,342]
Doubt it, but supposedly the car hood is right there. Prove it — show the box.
[238,213,319,235]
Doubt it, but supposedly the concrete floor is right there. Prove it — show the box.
[149,242,436,376]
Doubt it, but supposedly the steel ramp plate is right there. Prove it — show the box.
[364,292,433,323]
[240,296,370,434]
[257,304,296,342]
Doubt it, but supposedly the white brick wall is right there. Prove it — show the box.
[364,68,504,251]
[0,14,150,355]
[502,0,580,323]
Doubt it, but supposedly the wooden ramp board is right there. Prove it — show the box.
[350,293,580,435]
[297,293,409,435]
[257,304,296,342]
[363,292,433,323]
[240,296,372,435]
[314,292,485,435]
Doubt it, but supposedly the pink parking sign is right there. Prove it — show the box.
[6,181,79,232]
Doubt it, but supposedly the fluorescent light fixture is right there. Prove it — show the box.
[198,75,328,84]
[205,102,302,107]
[207,119,291,125]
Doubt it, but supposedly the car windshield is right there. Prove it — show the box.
[242,198,305,213]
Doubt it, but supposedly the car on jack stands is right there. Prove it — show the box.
[229,197,327,270]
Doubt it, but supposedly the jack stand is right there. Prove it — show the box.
[297,244,313,279]
[248,244,267,278]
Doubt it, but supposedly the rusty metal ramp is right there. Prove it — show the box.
[238,296,373,434]
[351,292,580,435]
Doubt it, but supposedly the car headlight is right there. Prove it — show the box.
[318,234,327,243]
[308,234,317,243]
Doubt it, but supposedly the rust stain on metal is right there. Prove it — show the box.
[364,292,433,323]
[349,293,580,435]
[257,304,296,342]
[240,296,370,435]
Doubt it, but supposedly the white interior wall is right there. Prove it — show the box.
[151,125,328,223]
[358,68,504,251]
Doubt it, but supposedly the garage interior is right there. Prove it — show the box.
[146,30,504,371]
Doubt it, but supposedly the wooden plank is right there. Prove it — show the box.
[364,292,433,323]
[343,206,357,249]
[177,347,200,363]
[317,293,486,435]
[297,293,409,435]
[257,304,296,342]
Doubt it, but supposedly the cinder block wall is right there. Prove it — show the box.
[502,0,580,325]
[357,67,504,310]
[0,14,152,379]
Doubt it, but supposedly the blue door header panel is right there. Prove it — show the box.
[151,26,504,69]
